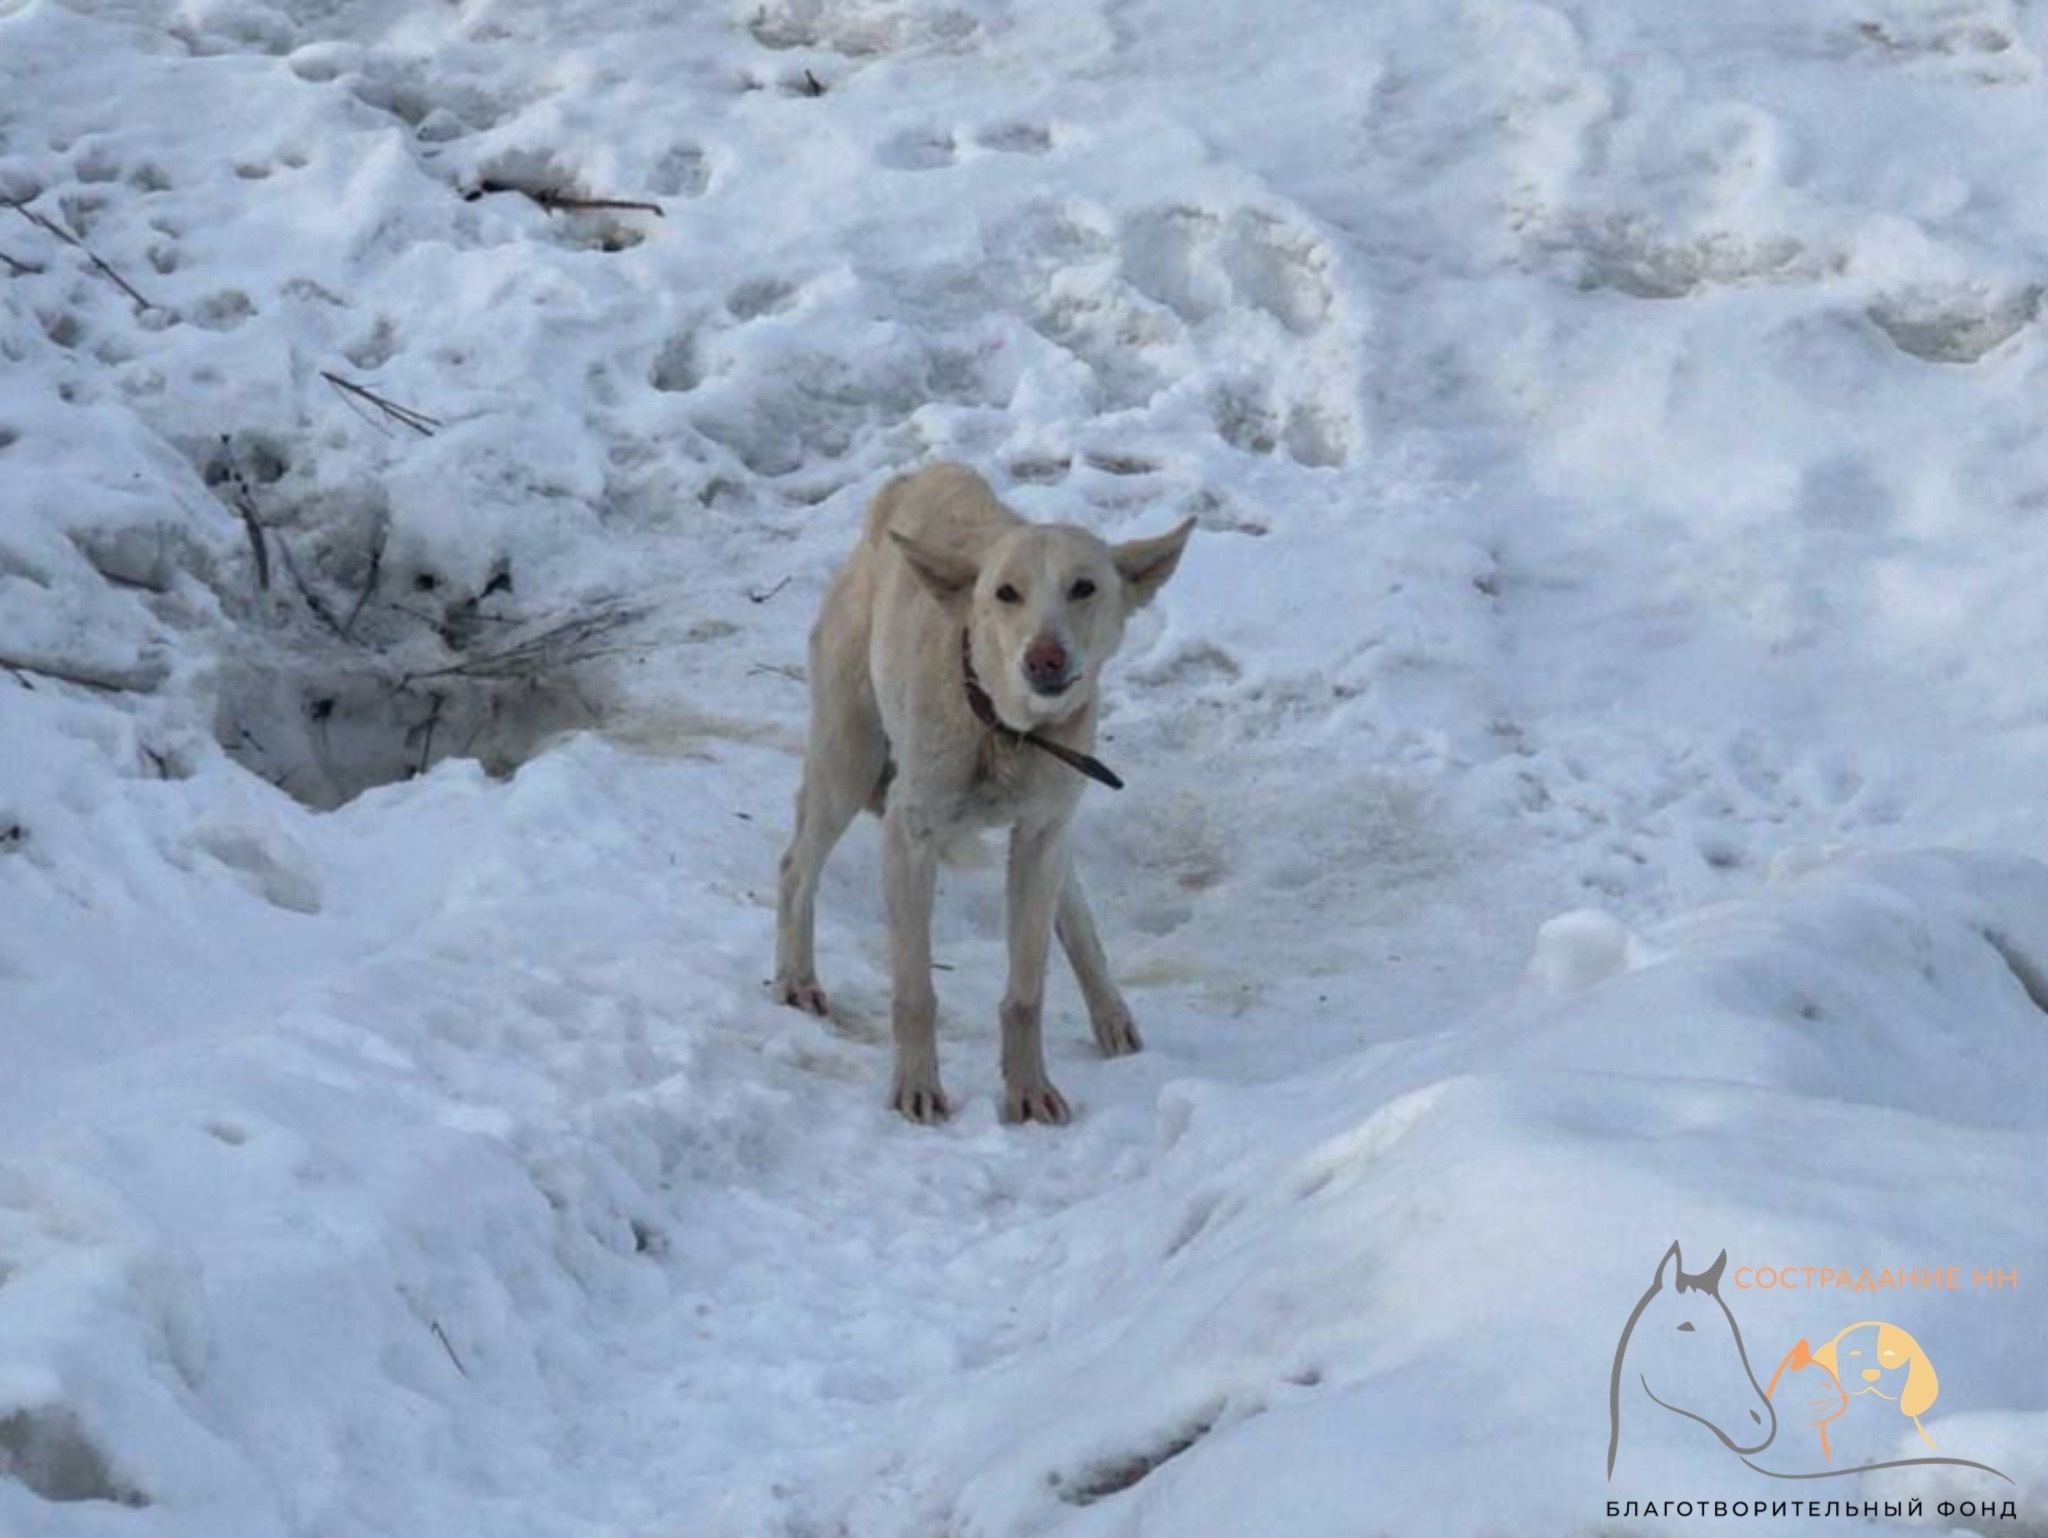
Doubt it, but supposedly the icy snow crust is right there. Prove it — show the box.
[5,0,2048,1531]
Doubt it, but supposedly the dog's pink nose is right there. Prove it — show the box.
[1025,636,1071,690]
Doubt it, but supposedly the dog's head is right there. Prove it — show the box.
[1812,1321,1939,1421]
[892,516,1194,727]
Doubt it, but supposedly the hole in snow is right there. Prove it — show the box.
[0,1408,150,1507]
[1006,455,1070,485]
[214,661,607,810]
[726,277,800,320]
[977,121,1053,155]
[651,145,710,199]
[1868,285,2042,365]
[1981,928,2048,1015]
[877,128,956,171]
[651,329,703,393]
[1059,1406,1222,1505]
[1083,451,1159,477]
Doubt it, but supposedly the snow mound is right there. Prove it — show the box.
[786,850,2048,1536]
[5,707,2044,1536]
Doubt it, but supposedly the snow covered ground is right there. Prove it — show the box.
[5,0,2048,1532]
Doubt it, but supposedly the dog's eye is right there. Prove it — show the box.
[1069,578,1097,600]
[995,583,1022,605]
[1676,1322,1695,1332]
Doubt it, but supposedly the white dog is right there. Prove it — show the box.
[774,462,1194,1124]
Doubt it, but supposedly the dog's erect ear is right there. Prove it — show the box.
[1112,517,1195,610]
[889,530,979,603]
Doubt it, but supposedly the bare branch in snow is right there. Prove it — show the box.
[0,651,161,694]
[465,180,665,218]
[2,197,157,312]
[430,1321,469,1378]
[402,601,649,684]
[414,690,446,776]
[273,533,349,639]
[341,522,388,640]
[216,436,272,592]
[320,370,442,437]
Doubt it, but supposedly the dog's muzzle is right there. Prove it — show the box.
[960,629,1123,790]
[1024,636,1075,696]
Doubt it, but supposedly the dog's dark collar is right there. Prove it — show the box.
[960,630,1123,791]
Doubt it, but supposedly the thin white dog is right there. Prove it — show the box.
[774,462,1194,1124]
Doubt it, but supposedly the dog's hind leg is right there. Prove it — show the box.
[1056,870,1142,1057]
[882,805,948,1123]
[775,650,886,1017]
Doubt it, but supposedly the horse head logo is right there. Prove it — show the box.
[1608,1240,1775,1478]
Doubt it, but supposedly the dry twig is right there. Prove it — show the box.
[403,601,648,684]
[414,691,446,775]
[216,436,271,591]
[274,534,348,639]
[467,180,665,218]
[0,652,156,693]
[2,197,156,311]
[527,187,666,218]
[430,1320,468,1377]
[320,370,441,437]
[341,523,388,640]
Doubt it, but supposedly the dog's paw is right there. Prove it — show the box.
[891,1066,951,1125]
[1092,1005,1143,1058]
[1002,1079,1072,1126]
[778,979,831,1016]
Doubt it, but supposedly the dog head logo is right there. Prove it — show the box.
[1609,1243,2009,1484]
[1766,1321,1940,1463]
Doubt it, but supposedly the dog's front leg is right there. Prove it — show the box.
[1056,871,1142,1057]
[1001,819,1072,1125]
[883,805,947,1123]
